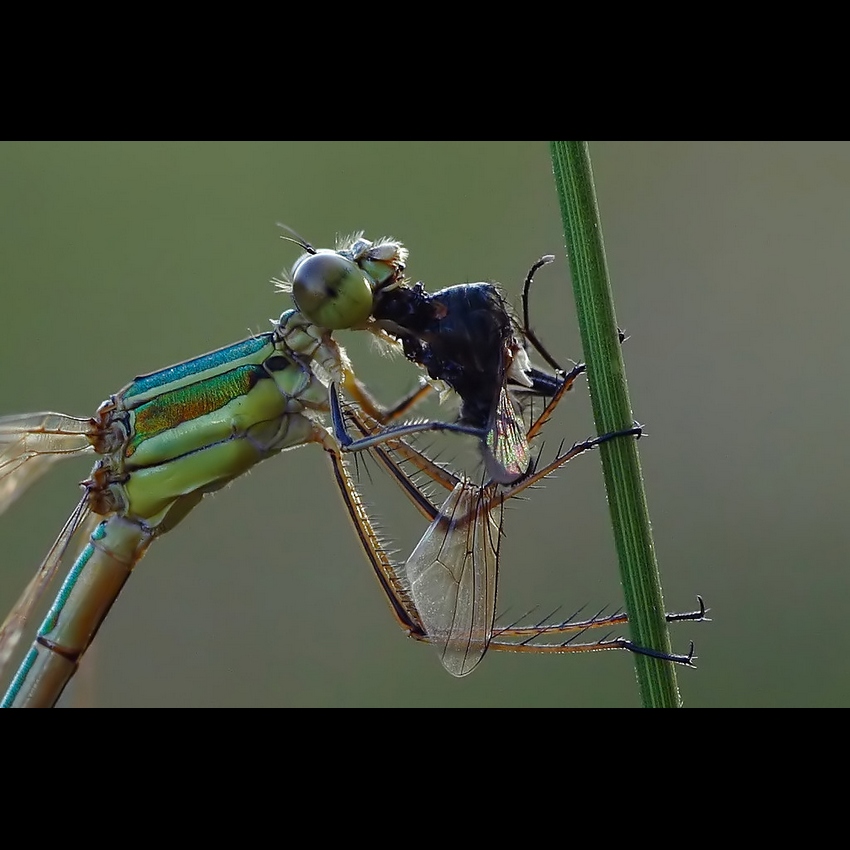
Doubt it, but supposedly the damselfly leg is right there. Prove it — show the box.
[331,376,706,677]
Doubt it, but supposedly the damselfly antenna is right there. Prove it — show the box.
[276,223,315,254]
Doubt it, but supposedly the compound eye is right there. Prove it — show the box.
[291,252,374,330]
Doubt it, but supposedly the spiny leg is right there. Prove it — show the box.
[326,312,701,667]
[328,381,487,454]
[412,423,704,663]
[485,634,697,666]
[342,406,460,517]
[337,351,589,508]
[494,595,708,638]
[488,597,707,647]
[323,410,703,664]
[333,389,637,602]
[341,367,435,426]
[323,440,426,639]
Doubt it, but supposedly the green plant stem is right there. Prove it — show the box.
[549,141,681,708]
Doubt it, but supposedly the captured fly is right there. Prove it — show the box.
[286,233,578,484]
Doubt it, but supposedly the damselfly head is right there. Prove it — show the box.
[290,249,374,330]
[283,233,409,330]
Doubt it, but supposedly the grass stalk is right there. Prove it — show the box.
[549,141,682,708]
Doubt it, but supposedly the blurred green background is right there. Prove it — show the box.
[0,141,843,707]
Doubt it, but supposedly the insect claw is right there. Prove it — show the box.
[666,595,710,623]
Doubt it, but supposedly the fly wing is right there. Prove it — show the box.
[477,320,533,484]
[405,481,501,676]
[483,382,530,485]
[0,413,94,516]
[0,496,96,677]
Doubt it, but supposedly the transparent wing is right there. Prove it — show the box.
[405,480,501,676]
[0,495,96,677]
[483,383,530,485]
[0,413,94,516]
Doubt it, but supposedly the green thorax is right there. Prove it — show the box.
[87,313,340,529]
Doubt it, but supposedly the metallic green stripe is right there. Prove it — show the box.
[128,365,262,455]
[124,335,271,399]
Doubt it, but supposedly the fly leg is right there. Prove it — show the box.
[328,382,487,454]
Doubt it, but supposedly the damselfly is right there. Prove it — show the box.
[0,241,491,708]
[1,233,702,705]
